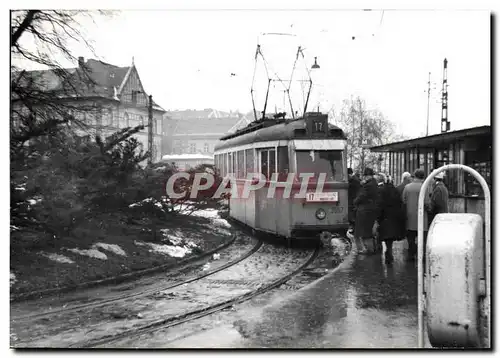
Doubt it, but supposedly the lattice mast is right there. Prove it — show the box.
[441,58,450,133]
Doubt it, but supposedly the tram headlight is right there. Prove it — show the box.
[315,208,326,220]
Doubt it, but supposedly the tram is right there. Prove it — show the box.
[214,112,349,240]
[214,39,350,241]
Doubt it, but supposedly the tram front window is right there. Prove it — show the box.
[296,150,344,181]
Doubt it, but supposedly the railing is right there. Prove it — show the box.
[417,164,491,348]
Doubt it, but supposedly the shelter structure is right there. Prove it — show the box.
[370,125,491,220]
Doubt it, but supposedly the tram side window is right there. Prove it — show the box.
[245,149,254,178]
[237,151,245,179]
[260,150,269,180]
[259,148,277,180]
[268,149,276,179]
[277,146,289,181]
[232,152,237,178]
[228,152,233,176]
[223,153,228,177]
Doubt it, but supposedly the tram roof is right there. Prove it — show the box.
[370,125,491,152]
[214,116,346,151]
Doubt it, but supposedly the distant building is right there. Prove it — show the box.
[163,109,254,156]
[12,57,166,162]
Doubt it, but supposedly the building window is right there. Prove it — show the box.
[106,108,113,126]
[132,91,137,105]
[124,113,129,128]
[203,143,209,153]
[157,120,162,135]
[189,143,196,154]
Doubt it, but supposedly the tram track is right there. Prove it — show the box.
[75,245,319,348]
[12,241,318,348]
[12,236,261,323]
[10,235,261,342]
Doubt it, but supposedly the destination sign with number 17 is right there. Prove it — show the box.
[306,192,338,202]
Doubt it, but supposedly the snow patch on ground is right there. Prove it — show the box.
[40,252,75,264]
[129,198,164,210]
[10,272,17,287]
[93,243,127,257]
[160,229,199,250]
[67,248,108,260]
[189,208,232,230]
[190,208,219,219]
[213,218,231,228]
[134,240,192,258]
[212,227,232,236]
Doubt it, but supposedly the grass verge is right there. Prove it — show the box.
[10,212,233,300]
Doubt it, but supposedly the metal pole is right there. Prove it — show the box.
[417,164,490,348]
[148,94,153,165]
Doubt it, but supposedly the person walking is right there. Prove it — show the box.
[373,173,387,254]
[354,167,379,254]
[428,171,449,225]
[348,168,361,232]
[402,168,430,262]
[376,173,407,264]
[397,172,412,197]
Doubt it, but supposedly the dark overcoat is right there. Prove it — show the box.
[348,175,361,223]
[396,182,408,197]
[377,182,407,241]
[354,177,379,238]
[428,181,449,224]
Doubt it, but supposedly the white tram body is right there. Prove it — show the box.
[214,112,349,240]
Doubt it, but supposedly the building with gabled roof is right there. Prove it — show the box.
[13,56,166,162]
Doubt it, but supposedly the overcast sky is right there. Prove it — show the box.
[14,9,490,138]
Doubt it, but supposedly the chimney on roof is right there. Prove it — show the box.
[78,56,85,67]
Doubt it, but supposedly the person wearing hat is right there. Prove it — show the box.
[428,171,449,225]
[402,168,431,261]
[353,167,379,254]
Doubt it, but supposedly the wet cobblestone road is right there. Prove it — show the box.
[142,240,429,348]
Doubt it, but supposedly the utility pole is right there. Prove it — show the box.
[441,58,450,133]
[426,72,431,136]
[148,94,153,165]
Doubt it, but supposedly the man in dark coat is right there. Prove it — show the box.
[402,168,431,262]
[397,171,412,197]
[348,168,361,229]
[354,167,379,254]
[373,173,386,254]
[377,175,407,264]
[428,171,449,225]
